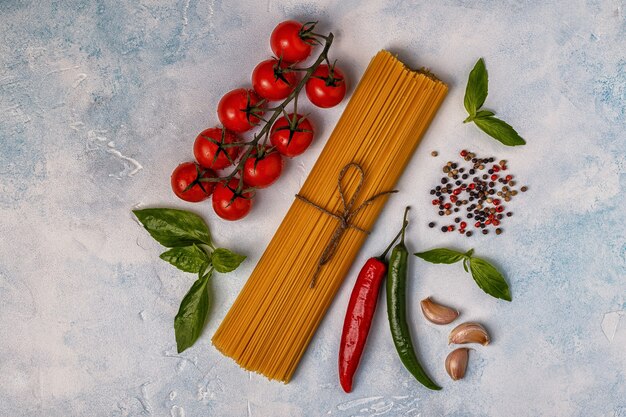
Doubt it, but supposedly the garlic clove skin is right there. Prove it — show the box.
[445,348,469,381]
[448,322,490,345]
[420,297,459,325]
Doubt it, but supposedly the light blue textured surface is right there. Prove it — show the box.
[1,1,624,416]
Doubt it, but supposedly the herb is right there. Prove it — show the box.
[133,208,246,352]
[133,208,212,247]
[463,58,526,147]
[211,248,246,273]
[414,248,511,301]
[174,271,211,353]
[159,245,210,273]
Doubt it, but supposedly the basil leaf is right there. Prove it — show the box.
[133,208,212,247]
[414,248,465,264]
[160,245,210,273]
[468,257,512,301]
[474,115,526,146]
[464,58,488,116]
[174,271,211,353]
[212,248,246,273]
[475,110,495,118]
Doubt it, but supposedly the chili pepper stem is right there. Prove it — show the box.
[377,225,405,261]
[400,206,410,245]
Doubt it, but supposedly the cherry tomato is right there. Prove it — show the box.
[170,162,216,202]
[252,59,298,101]
[193,127,241,170]
[305,64,347,108]
[270,113,314,157]
[270,20,315,63]
[217,88,265,133]
[242,146,284,188]
[212,178,253,221]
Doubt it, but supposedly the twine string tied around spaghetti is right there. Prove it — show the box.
[295,162,397,288]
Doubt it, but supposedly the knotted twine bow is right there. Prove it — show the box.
[295,163,397,288]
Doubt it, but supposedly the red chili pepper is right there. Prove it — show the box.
[339,229,402,393]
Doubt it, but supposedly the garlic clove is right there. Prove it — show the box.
[420,297,459,325]
[448,322,490,345]
[445,348,469,381]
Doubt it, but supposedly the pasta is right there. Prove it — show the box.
[212,50,448,382]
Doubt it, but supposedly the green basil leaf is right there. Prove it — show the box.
[212,248,246,273]
[464,58,488,116]
[160,245,210,273]
[174,271,211,353]
[468,257,512,301]
[133,208,212,247]
[414,248,465,264]
[474,115,526,146]
[475,110,495,118]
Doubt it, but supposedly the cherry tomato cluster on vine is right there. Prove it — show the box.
[170,20,347,221]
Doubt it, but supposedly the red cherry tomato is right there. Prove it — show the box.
[242,146,284,188]
[170,162,216,202]
[217,88,265,133]
[305,64,347,108]
[193,127,241,170]
[252,59,298,101]
[212,178,253,221]
[270,113,315,157]
[270,20,315,63]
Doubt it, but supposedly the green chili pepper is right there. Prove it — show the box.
[386,207,441,391]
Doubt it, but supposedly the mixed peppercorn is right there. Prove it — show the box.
[428,150,527,236]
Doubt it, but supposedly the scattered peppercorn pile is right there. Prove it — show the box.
[428,150,527,236]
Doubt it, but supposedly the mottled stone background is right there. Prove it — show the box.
[0,0,624,416]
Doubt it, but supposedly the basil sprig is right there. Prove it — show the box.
[133,208,246,352]
[463,58,526,147]
[414,248,511,301]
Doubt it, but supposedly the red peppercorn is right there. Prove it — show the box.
[491,174,498,181]
[493,199,501,206]
[450,195,458,203]
[505,175,513,181]
[453,188,461,195]
[493,219,500,226]
[496,206,504,213]
[492,165,500,172]
[444,203,451,209]
[474,221,481,228]
[469,183,476,190]
[447,225,454,232]
[485,219,492,225]
[432,199,439,205]
[460,150,468,157]
[460,221,467,229]
[501,165,507,170]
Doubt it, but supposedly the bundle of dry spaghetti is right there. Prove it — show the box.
[212,50,448,382]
